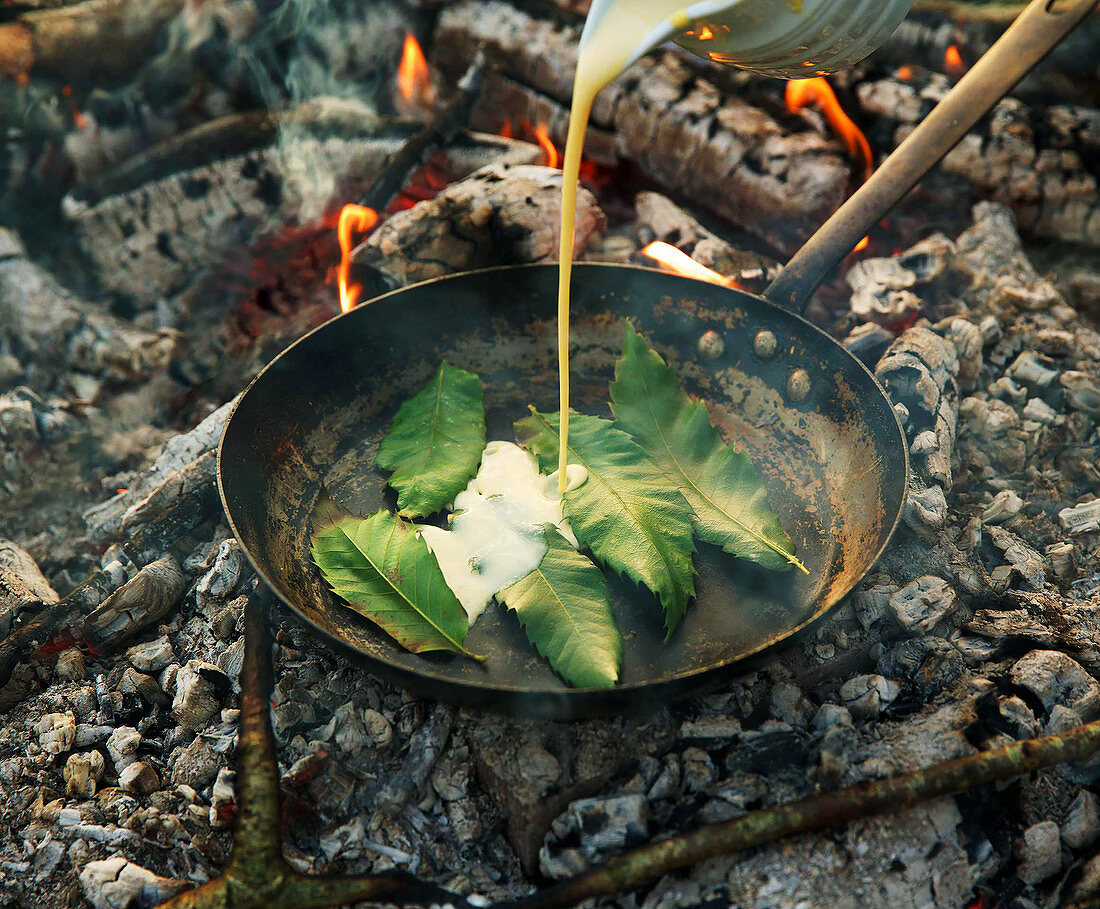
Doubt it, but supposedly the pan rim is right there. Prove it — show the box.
[217,262,910,704]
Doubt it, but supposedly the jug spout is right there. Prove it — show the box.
[578,0,685,71]
[580,0,913,80]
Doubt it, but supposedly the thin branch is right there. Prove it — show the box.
[357,53,489,212]
[157,587,468,909]
[156,581,1100,909]
[504,717,1100,909]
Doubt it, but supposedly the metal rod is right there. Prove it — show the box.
[764,0,1100,314]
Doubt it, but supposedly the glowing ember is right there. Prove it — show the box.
[397,33,431,103]
[853,235,870,253]
[786,77,872,182]
[534,123,559,168]
[895,65,914,81]
[641,242,740,287]
[61,85,88,130]
[944,44,967,78]
[336,204,379,313]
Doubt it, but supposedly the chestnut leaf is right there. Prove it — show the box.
[310,498,478,659]
[377,363,486,518]
[500,527,622,688]
[610,322,804,573]
[515,409,696,637]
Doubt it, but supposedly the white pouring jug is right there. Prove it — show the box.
[581,0,914,79]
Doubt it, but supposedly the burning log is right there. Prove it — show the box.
[0,228,177,385]
[632,191,779,288]
[432,0,850,253]
[471,71,618,166]
[352,163,604,286]
[0,0,184,83]
[63,109,543,305]
[871,3,1100,101]
[357,55,489,213]
[857,72,1100,247]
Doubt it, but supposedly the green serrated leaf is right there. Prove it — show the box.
[610,323,805,574]
[377,363,486,518]
[310,500,477,658]
[515,409,696,637]
[500,527,622,689]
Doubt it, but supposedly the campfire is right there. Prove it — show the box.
[2,1,1100,908]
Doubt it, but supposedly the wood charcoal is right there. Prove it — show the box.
[876,323,960,535]
[75,556,186,655]
[632,191,779,286]
[0,539,58,638]
[353,163,604,286]
[63,111,544,305]
[0,228,177,386]
[83,398,237,542]
[433,0,850,253]
[858,71,1100,247]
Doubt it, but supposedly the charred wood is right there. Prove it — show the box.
[69,99,384,207]
[74,556,186,655]
[433,0,850,253]
[876,323,961,537]
[857,74,1100,247]
[376,705,456,816]
[83,397,237,542]
[470,71,618,165]
[0,539,58,638]
[0,228,177,386]
[632,190,779,287]
[63,114,543,305]
[359,56,488,211]
[0,0,184,83]
[353,163,604,286]
[0,453,218,692]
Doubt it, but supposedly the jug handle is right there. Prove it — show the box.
[764,0,1099,314]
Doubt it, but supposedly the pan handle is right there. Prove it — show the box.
[763,0,1100,314]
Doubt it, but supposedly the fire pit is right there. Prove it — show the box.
[2,1,1100,907]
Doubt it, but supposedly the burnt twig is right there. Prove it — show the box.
[151,580,1100,909]
[505,718,1100,909]
[158,587,468,909]
[357,53,488,212]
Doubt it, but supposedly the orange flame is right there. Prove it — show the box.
[336,204,379,313]
[786,77,872,182]
[641,242,741,287]
[534,123,559,168]
[944,44,967,78]
[398,33,431,103]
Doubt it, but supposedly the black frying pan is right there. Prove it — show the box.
[217,0,1095,717]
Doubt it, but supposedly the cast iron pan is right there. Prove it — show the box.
[217,0,1095,717]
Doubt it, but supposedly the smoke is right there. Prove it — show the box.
[222,0,408,222]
